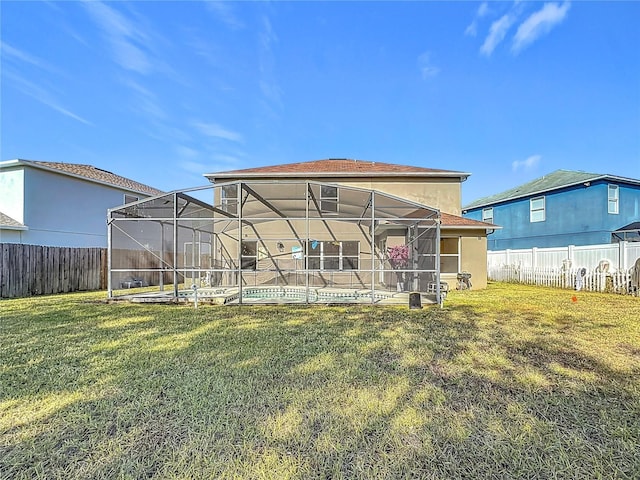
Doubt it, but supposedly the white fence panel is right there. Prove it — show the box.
[573,244,619,270]
[488,265,639,296]
[536,248,568,269]
[488,241,639,271]
[626,243,640,268]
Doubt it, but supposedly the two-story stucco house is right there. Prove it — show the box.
[203,158,496,290]
[462,169,640,250]
[0,159,163,247]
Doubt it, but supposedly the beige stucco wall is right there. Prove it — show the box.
[437,229,487,291]
[454,229,488,290]
[335,177,462,215]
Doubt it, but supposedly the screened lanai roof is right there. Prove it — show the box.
[110,180,440,224]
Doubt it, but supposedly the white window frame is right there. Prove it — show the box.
[530,196,545,223]
[308,240,359,270]
[482,207,494,223]
[221,184,238,215]
[320,185,339,214]
[608,184,619,214]
[440,237,460,274]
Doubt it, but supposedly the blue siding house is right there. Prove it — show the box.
[462,170,640,250]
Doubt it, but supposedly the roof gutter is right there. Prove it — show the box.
[205,171,471,182]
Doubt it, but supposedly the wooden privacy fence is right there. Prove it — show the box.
[488,265,640,296]
[0,244,107,298]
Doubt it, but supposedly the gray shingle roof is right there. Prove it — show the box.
[464,169,640,210]
[5,159,164,197]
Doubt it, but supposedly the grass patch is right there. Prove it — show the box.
[1,283,639,479]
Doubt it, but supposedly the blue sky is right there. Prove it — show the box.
[2,1,639,205]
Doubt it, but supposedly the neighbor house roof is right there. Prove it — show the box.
[464,169,640,210]
[0,211,27,230]
[205,158,470,181]
[1,159,164,197]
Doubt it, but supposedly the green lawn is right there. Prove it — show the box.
[1,283,639,479]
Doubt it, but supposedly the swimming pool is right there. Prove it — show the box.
[175,285,403,304]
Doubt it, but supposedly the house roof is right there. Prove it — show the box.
[441,212,498,229]
[205,158,470,181]
[463,169,640,210]
[1,159,164,197]
[0,211,27,230]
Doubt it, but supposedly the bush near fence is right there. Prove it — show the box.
[489,265,639,296]
[0,244,107,298]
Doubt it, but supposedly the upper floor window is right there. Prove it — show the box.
[320,185,338,214]
[124,194,139,204]
[482,207,494,223]
[530,196,545,223]
[608,184,619,214]
[221,184,238,215]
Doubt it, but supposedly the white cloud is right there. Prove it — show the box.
[82,1,154,74]
[175,145,199,159]
[465,2,489,37]
[119,78,167,121]
[418,52,440,79]
[4,70,92,125]
[512,154,542,171]
[1,42,64,75]
[191,122,243,143]
[180,160,209,175]
[257,14,283,119]
[205,1,244,29]
[512,2,571,54]
[481,13,517,56]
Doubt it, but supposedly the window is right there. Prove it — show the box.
[221,184,238,214]
[608,184,619,214]
[440,237,460,274]
[482,207,494,223]
[124,194,139,204]
[530,196,545,222]
[320,185,338,214]
[241,241,257,270]
[308,240,359,270]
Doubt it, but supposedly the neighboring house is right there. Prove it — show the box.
[462,169,640,250]
[0,159,163,247]
[204,158,496,289]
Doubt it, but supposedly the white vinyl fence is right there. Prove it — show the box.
[488,241,640,271]
[488,241,640,295]
[488,265,639,295]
